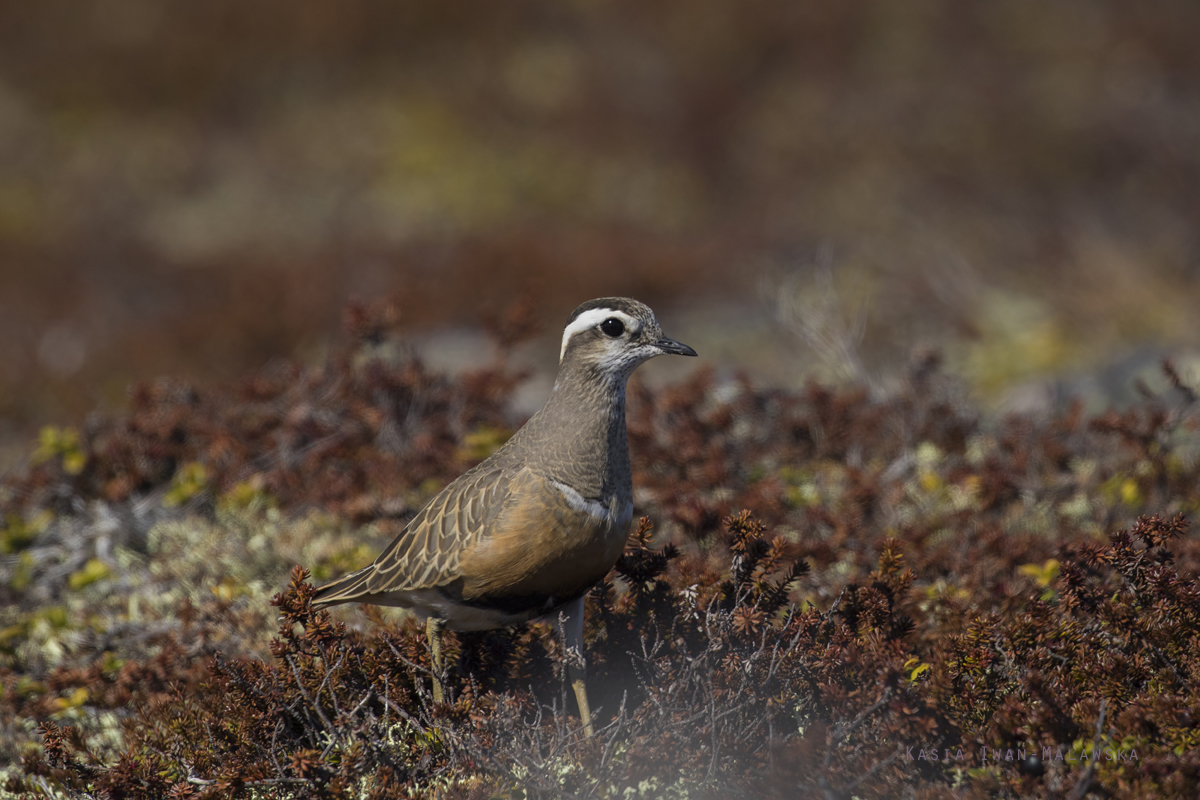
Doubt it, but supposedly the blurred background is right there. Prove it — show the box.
[3,0,1200,467]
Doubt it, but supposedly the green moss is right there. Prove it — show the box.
[67,558,111,591]
[0,510,52,555]
[31,426,87,475]
[1017,559,1060,601]
[219,477,275,512]
[163,462,209,507]
[457,425,513,462]
[311,542,375,582]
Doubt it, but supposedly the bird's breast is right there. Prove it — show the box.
[456,470,632,607]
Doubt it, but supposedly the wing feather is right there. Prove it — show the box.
[311,461,513,607]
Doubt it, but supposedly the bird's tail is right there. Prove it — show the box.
[311,565,375,609]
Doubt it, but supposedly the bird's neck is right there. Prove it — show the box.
[522,365,631,500]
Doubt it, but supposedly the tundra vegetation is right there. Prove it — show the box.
[3,298,1200,799]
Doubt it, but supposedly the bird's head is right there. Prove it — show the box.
[558,297,697,383]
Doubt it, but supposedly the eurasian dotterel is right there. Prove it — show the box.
[311,297,697,735]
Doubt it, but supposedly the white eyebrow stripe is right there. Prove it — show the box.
[559,308,639,362]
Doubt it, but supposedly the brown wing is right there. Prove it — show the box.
[456,469,628,607]
[311,460,513,607]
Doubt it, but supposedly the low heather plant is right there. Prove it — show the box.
[4,298,1200,798]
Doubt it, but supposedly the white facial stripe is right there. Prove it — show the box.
[559,308,640,362]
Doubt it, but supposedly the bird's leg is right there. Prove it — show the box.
[570,657,594,738]
[426,616,445,704]
[557,596,594,737]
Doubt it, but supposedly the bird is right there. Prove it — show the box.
[311,297,697,736]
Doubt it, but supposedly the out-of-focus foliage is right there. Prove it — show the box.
[3,298,1200,797]
[4,0,1200,457]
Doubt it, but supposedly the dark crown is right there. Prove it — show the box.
[565,297,653,326]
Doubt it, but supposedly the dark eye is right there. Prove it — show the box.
[600,317,625,337]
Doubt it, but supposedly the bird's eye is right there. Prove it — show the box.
[600,317,625,337]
